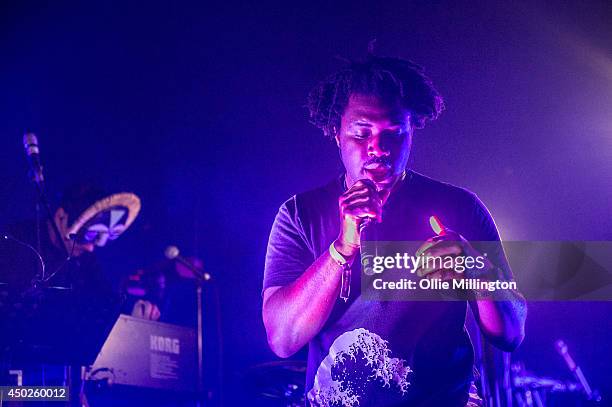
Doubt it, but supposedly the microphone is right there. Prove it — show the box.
[164,245,211,281]
[555,339,600,401]
[360,218,378,276]
[23,133,44,185]
[359,182,392,276]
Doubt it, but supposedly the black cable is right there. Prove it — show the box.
[42,235,77,284]
[2,233,46,280]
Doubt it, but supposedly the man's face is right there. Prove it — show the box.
[336,93,413,190]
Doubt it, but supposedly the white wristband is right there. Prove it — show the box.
[329,241,352,302]
[329,241,349,265]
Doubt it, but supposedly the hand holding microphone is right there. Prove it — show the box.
[335,179,389,258]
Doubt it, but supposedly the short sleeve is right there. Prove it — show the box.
[469,193,502,242]
[469,193,514,281]
[262,196,315,294]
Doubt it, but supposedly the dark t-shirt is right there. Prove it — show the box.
[263,170,508,407]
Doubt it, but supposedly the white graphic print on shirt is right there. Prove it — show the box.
[307,328,412,406]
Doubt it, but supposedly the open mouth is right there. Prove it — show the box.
[363,161,389,170]
[364,165,393,183]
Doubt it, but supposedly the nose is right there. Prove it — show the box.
[367,134,390,157]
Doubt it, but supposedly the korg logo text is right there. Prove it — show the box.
[150,335,180,355]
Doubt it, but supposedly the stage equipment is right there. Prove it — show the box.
[1,133,142,402]
[22,133,68,259]
[555,340,601,403]
[164,245,211,406]
[165,245,211,281]
[87,314,197,391]
[244,360,306,407]
[511,339,601,406]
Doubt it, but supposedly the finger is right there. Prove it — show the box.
[341,186,374,200]
[340,188,381,209]
[420,240,463,258]
[340,195,382,206]
[416,264,450,278]
[415,235,446,257]
[346,179,378,196]
[414,265,430,277]
[342,197,383,217]
[429,215,446,236]
[421,267,457,281]
[415,258,447,276]
[414,246,462,277]
[426,270,444,280]
[432,269,454,281]
[440,268,461,282]
[415,262,439,277]
[342,192,383,208]
[352,178,378,190]
[343,205,379,221]
[152,305,161,321]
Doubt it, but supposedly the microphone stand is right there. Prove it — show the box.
[22,136,74,403]
[181,262,209,406]
[196,277,204,407]
[28,168,70,270]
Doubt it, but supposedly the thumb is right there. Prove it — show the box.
[429,215,446,236]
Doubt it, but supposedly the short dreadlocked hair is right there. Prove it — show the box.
[307,56,444,137]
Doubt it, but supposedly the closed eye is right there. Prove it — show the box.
[382,130,405,138]
[352,132,370,140]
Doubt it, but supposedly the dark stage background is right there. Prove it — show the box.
[1,1,611,405]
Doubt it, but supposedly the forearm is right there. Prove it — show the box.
[472,289,527,351]
[263,245,349,357]
[263,179,380,358]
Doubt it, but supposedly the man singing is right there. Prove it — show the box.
[262,55,526,406]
